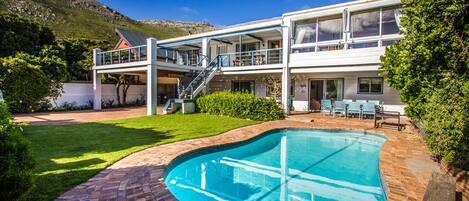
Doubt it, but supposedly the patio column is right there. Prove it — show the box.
[281,18,292,114]
[201,37,209,67]
[93,48,102,111]
[146,38,158,115]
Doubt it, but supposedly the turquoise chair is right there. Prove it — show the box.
[333,101,346,117]
[320,99,332,115]
[347,102,362,119]
[368,100,380,105]
[362,102,376,119]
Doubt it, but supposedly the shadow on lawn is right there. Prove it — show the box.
[23,122,176,201]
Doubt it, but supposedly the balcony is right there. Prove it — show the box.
[96,45,203,67]
[217,48,283,67]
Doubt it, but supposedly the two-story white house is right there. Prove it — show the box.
[92,0,404,115]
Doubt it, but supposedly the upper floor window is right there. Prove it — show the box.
[351,9,380,38]
[294,19,316,44]
[318,15,343,42]
[382,8,400,35]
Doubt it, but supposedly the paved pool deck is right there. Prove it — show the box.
[56,113,451,201]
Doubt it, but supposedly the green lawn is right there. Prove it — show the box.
[23,113,259,201]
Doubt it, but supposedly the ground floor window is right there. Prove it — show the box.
[232,80,255,93]
[358,77,383,94]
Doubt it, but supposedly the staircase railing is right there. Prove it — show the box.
[178,56,221,99]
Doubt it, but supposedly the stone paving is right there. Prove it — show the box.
[55,113,452,201]
[13,106,161,125]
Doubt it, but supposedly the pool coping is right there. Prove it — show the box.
[58,118,436,201]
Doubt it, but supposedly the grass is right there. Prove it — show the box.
[22,113,259,201]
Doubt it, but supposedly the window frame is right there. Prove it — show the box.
[357,77,384,94]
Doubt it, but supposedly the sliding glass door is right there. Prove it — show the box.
[309,79,343,111]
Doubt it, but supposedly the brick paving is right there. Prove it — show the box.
[13,106,163,125]
[55,113,453,201]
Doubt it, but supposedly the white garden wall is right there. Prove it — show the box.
[53,83,146,108]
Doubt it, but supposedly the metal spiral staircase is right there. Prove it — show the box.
[163,55,221,114]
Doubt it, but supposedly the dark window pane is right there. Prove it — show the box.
[294,19,317,44]
[359,79,370,93]
[382,8,400,35]
[318,15,342,41]
[349,42,378,49]
[351,10,380,38]
[370,78,383,93]
[232,81,254,93]
[382,39,400,46]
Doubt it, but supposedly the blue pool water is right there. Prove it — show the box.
[164,129,387,201]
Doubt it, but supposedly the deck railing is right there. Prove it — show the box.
[96,45,203,66]
[98,45,148,66]
[217,48,283,67]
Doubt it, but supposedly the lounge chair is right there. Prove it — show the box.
[333,101,346,117]
[320,99,332,115]
[347,102,362,119]
[343,99,353,103]
[362,102,376,119]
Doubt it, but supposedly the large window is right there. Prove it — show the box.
[358,77,383,94]
[232,80,255,93]
[318,15,343,42]
[351,9,380,38]
[381,8,400,35]
[294,19,316,44]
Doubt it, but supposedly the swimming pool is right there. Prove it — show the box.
[164,129,388,201]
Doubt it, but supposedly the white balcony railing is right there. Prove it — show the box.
[218,48,283,67]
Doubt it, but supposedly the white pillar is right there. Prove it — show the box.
[201,37,209,67]
[146,38,158,115]
[281,18,292,114]
[93,48,102,110]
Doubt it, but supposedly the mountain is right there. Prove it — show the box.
[140,20,217,35]
[0,0,216,42]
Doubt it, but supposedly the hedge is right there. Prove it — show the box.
[196,91,285,121]
[0,102,36,200]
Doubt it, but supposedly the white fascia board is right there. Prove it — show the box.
[158,19,282,45]
[290,65,381,73]
[285,0,400,21]
[97,67,147,74]
[93,61,148,70]
[218,69,283,75]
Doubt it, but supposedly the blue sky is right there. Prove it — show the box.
[98,0,353,26]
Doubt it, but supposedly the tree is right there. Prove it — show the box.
[0,56,52,113]
[61,39,110,81]
[0,13,55,57]
[380,0,468,168]
[103,74,140,105]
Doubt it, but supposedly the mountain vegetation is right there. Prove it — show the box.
[0,0,215,42]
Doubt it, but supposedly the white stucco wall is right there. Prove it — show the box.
[209,71,405,114]
[53,83,147,108]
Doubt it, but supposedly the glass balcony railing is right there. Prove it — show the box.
[217,48,283,67]
[96,46,203,67]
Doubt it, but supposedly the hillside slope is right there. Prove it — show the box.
[0,0,215,42]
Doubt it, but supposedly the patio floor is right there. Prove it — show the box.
[56,113,451,201]
[14,106,161,125]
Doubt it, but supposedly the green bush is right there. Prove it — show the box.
[0,56,51,113]
[422,79,469,168]
[196,91,285,121]
[0,102,36,200]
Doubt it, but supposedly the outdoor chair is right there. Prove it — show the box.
[362,102,376,119]
[332,101,346,117]
[356,100,367,103]
[343,99,353,103]
[347,102,362,119]
[320,99,332,115]
[368,100,380,105]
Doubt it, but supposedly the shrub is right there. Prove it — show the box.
[196,91,285,121]
[0,102,36,200]
[422,79,469,168]
[0,56,52,113]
